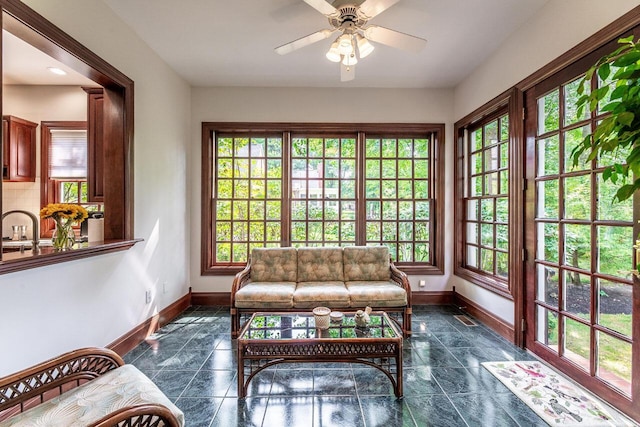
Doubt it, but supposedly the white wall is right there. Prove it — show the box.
[2,85,86,239]
[452,0,639,324]
[189,87,455,293]
[0,0,191,376]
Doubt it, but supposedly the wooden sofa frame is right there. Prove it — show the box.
[231,256,413,338]
[0,347,181,426]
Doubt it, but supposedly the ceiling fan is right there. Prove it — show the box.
[275,0,427,82]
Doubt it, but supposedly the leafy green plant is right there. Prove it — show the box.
[572,35,640,202]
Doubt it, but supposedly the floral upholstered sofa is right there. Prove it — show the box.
[0,348,184,427]
[231,246,412,337]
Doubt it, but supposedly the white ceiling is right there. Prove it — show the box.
[3,30,95,86]
[102,0,551,89]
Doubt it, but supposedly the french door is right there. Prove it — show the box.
[523,30,639,419]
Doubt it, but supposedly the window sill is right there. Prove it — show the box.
[0,239,143,275]
[454,266,514,300]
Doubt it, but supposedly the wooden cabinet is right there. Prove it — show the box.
[2,115,38,182]
[83,87,105,202]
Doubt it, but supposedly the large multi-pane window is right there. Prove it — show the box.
[455,105,514,298]
[203,123,444,274]
[291,135,356,247]
[214,135,283,264]
[364,136,431,263]
[527,70,634,397]
[466,114,509,278]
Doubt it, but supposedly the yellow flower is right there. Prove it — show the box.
[39,203,89,223]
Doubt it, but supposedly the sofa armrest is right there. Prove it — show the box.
[90,403,181,427]
[0,347,123,419]
[390,261,412,306]
[231,256,253,308]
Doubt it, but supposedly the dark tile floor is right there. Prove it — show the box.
[122,305,621,427]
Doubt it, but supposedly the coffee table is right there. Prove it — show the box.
[236,311,403,398]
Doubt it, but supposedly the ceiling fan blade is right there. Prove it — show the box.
[275,29,336,55]
[341,63,355,82]
[303,0,338,16]
[358,0,400,19]
[364,25,427,53]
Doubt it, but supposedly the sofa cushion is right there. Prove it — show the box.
[293,281,350,308]
[297,247,344,282]
[0,364,184,427]
[235,282,296,308]
[250,247,298,282]
[346,281,407,307]
[343,246,391,281]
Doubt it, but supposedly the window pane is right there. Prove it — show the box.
[214,135,283,263]
[290,136,357,246]
[564,77,590,126]
[563,271,590,320]
[597,279,632,338]
[536,305,558,353]
[538,89,559,135]
[564,126,591,172]
[564,224,591,270]
[365,136,432,262]
[538,135,559,176]
[597,226,633,280]
[537,179,559,218]
[597,331,632,396]
[564,317,590,370]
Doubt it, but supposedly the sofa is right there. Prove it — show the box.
[0,348,184,427]
[231,245,412,337]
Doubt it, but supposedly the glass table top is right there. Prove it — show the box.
[239,312,401,341]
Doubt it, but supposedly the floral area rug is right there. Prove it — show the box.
[482,361,634,426]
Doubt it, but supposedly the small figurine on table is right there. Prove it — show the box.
[354,306,372,328]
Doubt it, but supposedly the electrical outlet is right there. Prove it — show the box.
[145,289,152,304]
[419,280,426,287]
[163,282,167,294]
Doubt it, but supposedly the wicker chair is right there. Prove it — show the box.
[0,347,183,427]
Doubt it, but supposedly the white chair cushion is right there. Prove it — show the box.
[0,364,184,427]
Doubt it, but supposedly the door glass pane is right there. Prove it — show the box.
[564,78,590,126]
[537,265,559,306]
[597,279,632,338]
[537,222,559,263]
[564,224,591,270]
[597,225,633,280]
[598,173,633,221]
[564,126,591,172]
[538,135,559,176]
[537,180,559,218]
[564,175,591,220]
[536,306,558,353]
[538,89,560,135]
[564,317,590,371]
[563,271,590,321]
[597,331,632,396]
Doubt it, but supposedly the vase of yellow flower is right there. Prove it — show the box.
[39,203,88,250]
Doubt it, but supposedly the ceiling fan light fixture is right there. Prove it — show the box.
[356,33,374,58]
[326,40,341,62]
[337,33,354,56]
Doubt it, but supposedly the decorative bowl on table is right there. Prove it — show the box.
[312,306,331,330]
[329,311,344,324]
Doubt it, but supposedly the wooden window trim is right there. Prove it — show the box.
[0,1,138,273]
[202,122,445,276]
[40,121,87,238]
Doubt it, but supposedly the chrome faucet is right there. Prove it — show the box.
[2,210,39,254]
